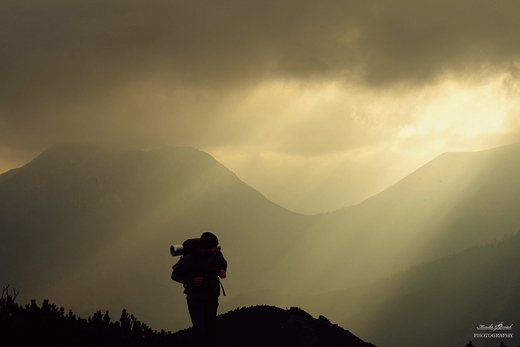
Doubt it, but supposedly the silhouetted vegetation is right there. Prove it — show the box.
[1,285,176,347]
[1,285,376,347]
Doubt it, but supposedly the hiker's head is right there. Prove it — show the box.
[200,231,219,255]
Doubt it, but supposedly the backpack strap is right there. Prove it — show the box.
[193,249,201,277]
[219,280,226,296]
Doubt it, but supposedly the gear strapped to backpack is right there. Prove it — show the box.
[170,238,201,269]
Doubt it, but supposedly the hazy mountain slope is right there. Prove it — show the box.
[352,142,520,258]
[281,142,520,292]
[0,143,314,331]
[301,231,520,347]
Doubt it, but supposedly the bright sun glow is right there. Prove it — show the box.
[397,75,514,152]
[207,73,519,214]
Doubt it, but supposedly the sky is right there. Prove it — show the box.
[1,0,520,214]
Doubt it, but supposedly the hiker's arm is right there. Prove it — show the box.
[218,252,228,278]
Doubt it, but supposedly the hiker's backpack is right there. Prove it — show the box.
[170,238,201,272]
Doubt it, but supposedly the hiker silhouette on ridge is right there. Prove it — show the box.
[171,231,227,347]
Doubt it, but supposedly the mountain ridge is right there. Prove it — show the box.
[2,142,520,345]
[282,141,520,292]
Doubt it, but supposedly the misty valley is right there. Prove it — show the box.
[1,143,520,347]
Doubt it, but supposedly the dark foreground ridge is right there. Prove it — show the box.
[0,286,376,347]
[176,305,377,347]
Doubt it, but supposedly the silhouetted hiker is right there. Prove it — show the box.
[171,232,227,347]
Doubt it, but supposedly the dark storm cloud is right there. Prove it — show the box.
[357,0,520,84]
[1,0,519,151]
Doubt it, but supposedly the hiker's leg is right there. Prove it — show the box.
[187,296,205,347]
[203,298,219,347]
